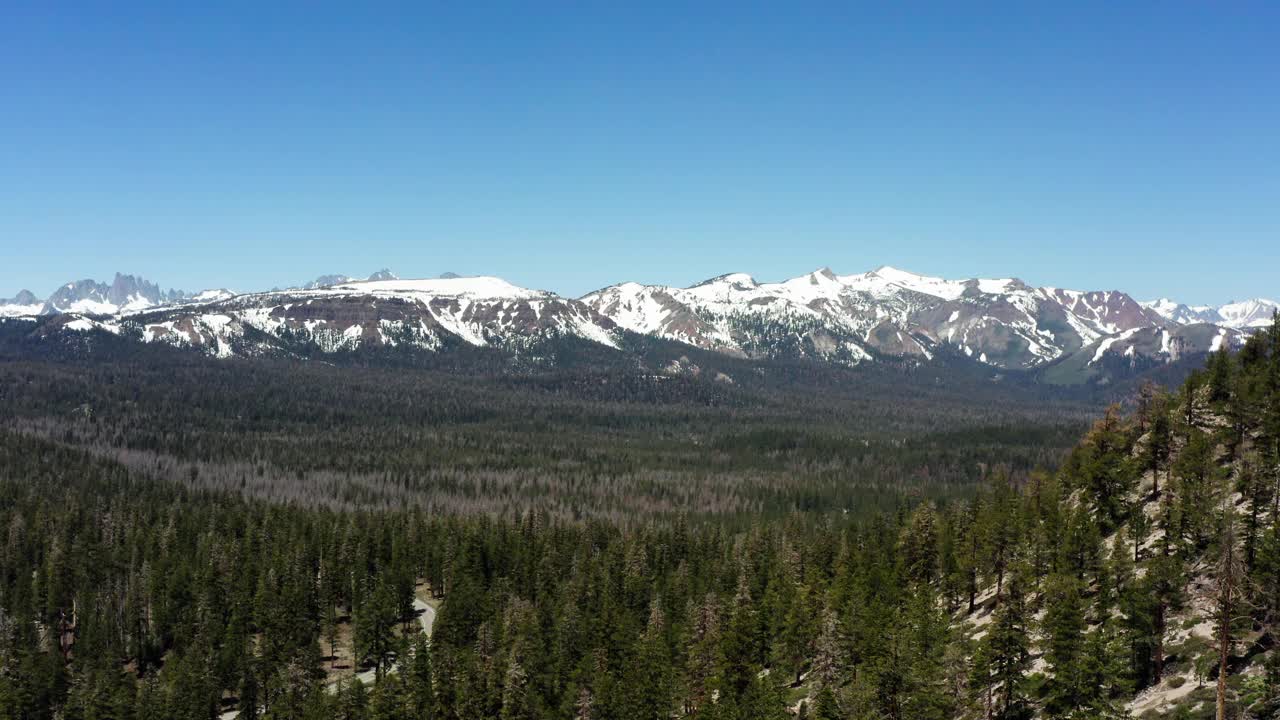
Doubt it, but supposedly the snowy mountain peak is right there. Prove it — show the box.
[0,289,43,318]
[1141,296,1277,329]
[691,272,758,289]
[1140,298,1220,326]
[7,264,1274,381]
[324,275,547,301]
[867,265,925,282]
[844,266,969,300]
[1218,298,1280,329]
[575,264,1269,373]
[188,289,236,303]
[1141,298,1181,315]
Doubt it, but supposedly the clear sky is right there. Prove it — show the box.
[2,3,1277,304]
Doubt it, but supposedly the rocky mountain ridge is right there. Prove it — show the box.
[2,266,1274,384]
[1141,297,1280,330]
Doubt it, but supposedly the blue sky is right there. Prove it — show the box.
[2,3,1277,304]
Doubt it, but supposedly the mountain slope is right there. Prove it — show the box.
[3,265,1272,385]
[582,266,1221,372]
[124,275,621,359]
[949,323,1280,718]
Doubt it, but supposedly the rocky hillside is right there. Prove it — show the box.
[938,322,1280,718]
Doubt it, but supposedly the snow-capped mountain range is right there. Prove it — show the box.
[0,270,401,318]
[0,273,234,318]
[2,266,1274,381]
[1140,297,1280,330]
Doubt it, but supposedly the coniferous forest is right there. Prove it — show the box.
[1,318,1278,719]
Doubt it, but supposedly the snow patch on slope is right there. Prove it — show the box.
[1090,328,1141,364]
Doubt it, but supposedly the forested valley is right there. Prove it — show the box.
[1,318,1278,719]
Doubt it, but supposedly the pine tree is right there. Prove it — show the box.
[355,580,399,680]
[901,503,940,587]
[682,594,721,716]
[973,566,1032,720]
[810,608,845,692]
[621,599,673,720]
[1041,574,1086,718]
[405,634,434,718]
[899,583,955,720]
[336,677,370,720]
[772,580,818,687]
[499,659,535,720]
[369,673,408,720]
[1143,409,1173,498]
[958,498,984,614]
[1145,554,1186,684]
[1211,513,1247,720]
[1074,622,1125,719]
[985,485,1021,599]
[811,686,841,720]
[1068,407,1136,532]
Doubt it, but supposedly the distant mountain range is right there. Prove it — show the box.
[1139,296,1280,330]
[2,266,1274,385]
[1,273,231,318]
[0,269,405,317]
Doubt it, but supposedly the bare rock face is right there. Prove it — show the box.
[40,273,187,315]
[302,274,354,290]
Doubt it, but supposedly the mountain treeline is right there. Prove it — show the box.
[0,318,1276,719]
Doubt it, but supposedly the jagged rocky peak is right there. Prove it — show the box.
[302,269,399,288]
[303,274,354,290]
[41,273,186,315]
[46,278,106,304]
[7,289,38,305]
[810,267,839,282]
[108,272,185,305]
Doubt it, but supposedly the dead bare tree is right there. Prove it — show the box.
[1208,497,1256,720]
